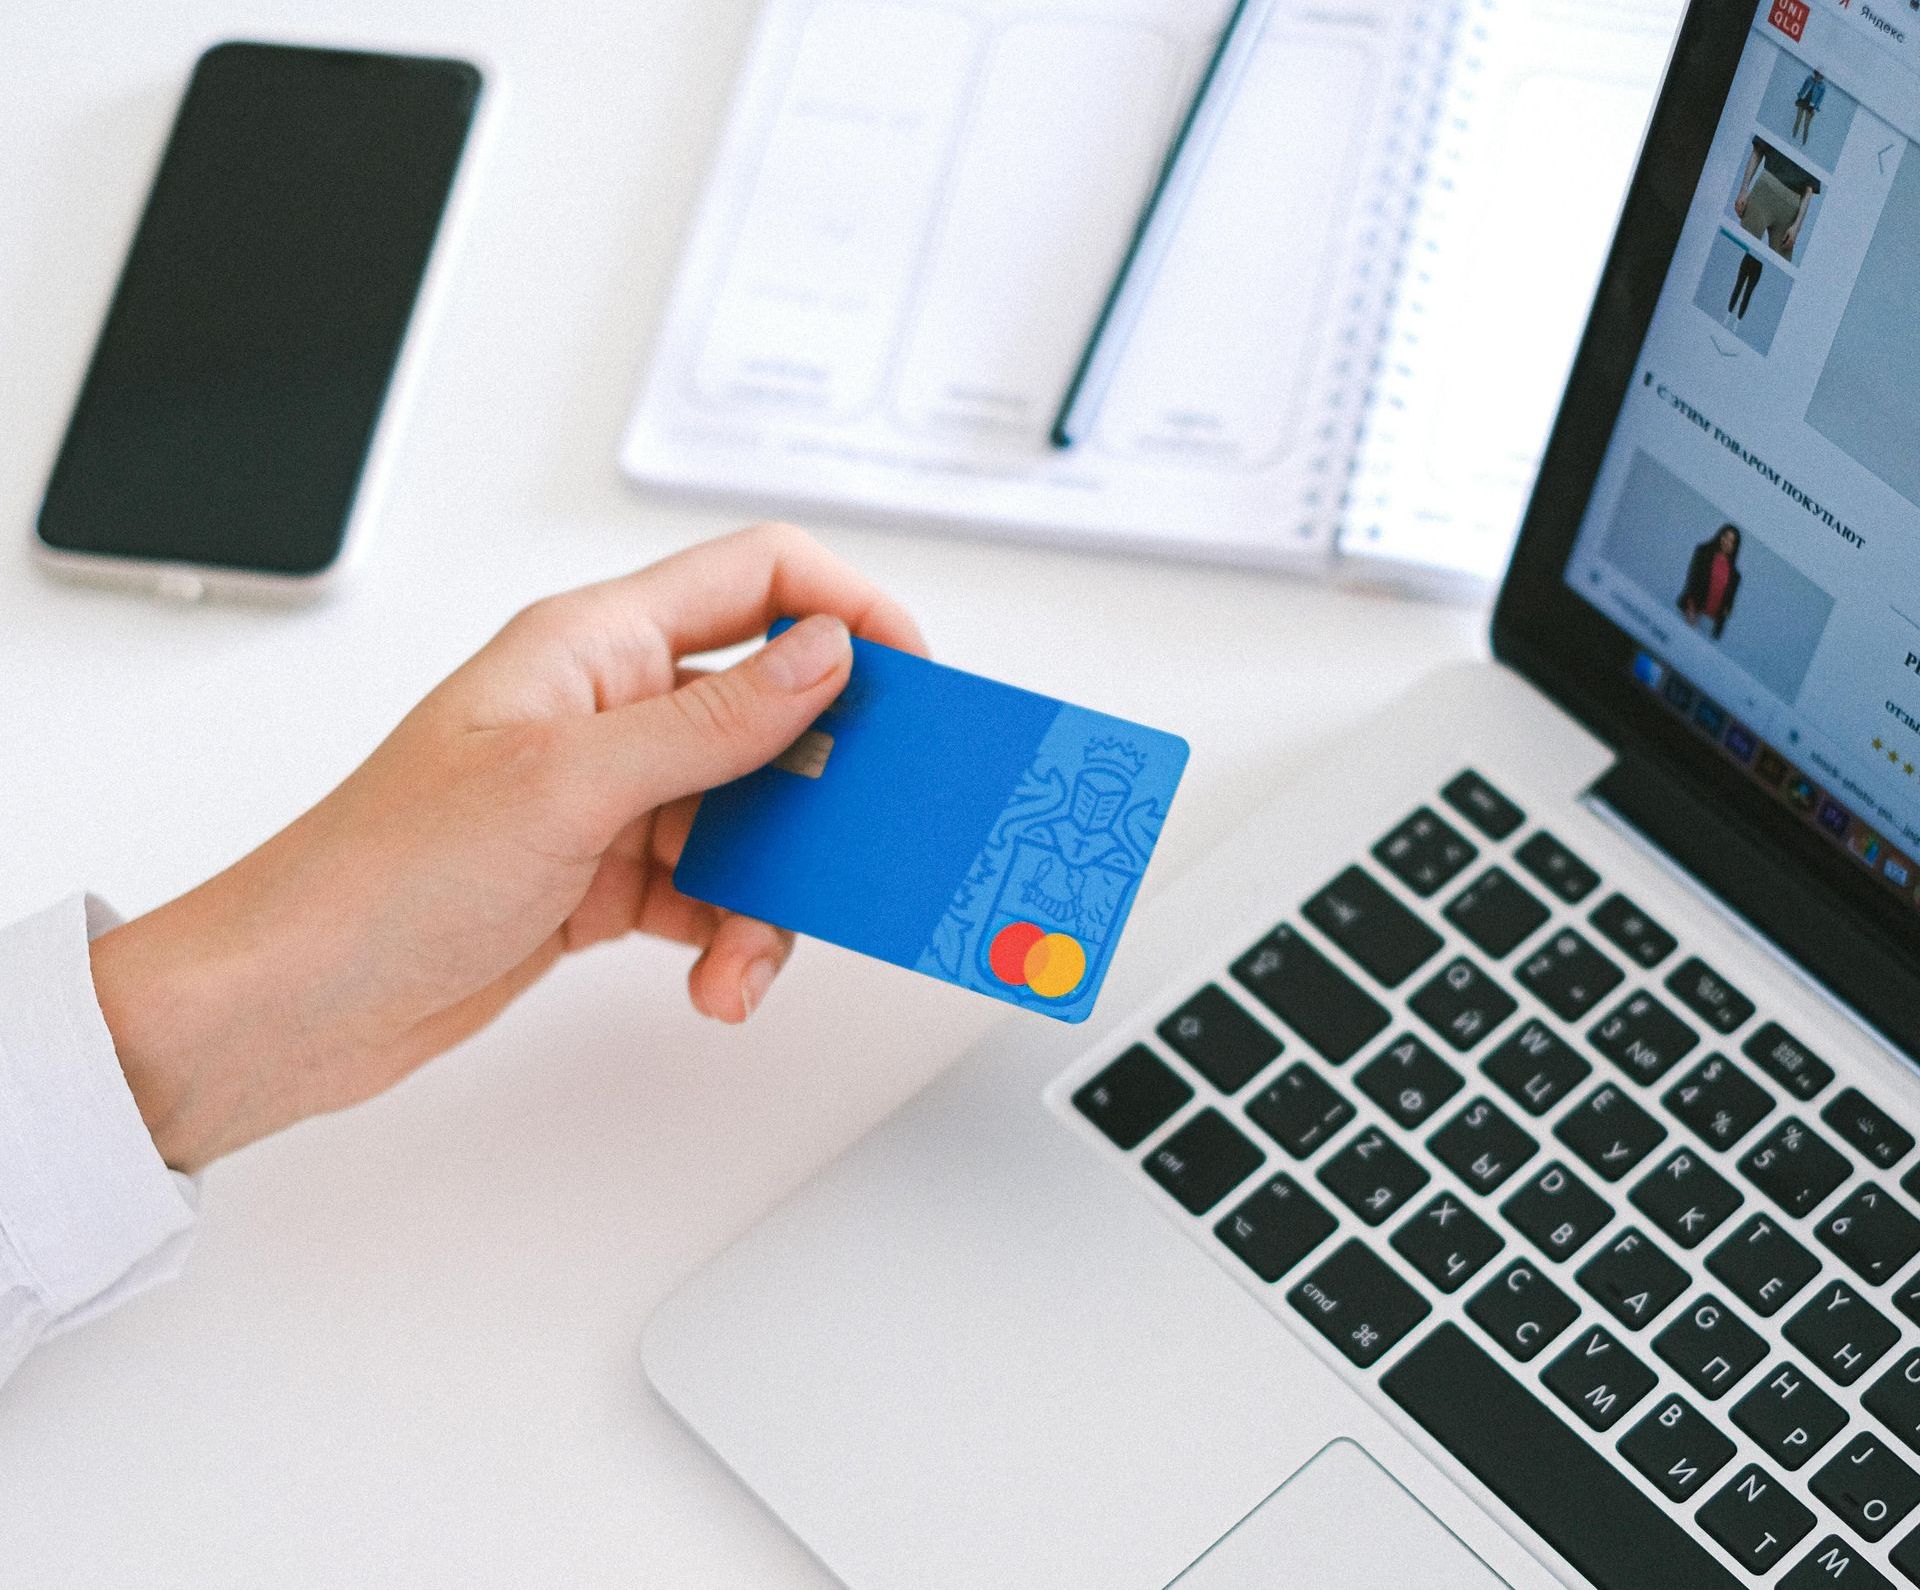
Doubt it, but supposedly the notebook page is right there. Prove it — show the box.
[623,0,1453,570]
[1340,0,1686,591]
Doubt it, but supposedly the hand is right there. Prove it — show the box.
[1781,224,1800,253]
[89,524,924,1172]
[1734,193,1748,219]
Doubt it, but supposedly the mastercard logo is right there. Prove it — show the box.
[989,921,1087,999]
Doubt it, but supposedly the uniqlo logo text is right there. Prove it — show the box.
[1770,0,1809,38]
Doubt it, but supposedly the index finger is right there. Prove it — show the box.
[594,521,927,663]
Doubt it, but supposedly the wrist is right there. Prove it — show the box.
[89,887,281,1173]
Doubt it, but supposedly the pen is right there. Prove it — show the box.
[1050,0,1280,450]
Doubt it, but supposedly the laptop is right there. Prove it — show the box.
[644,2,1920,1584]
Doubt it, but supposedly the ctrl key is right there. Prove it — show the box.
[1288,1240,1430,1368]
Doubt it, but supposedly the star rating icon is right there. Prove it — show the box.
[1871,738,1918,778]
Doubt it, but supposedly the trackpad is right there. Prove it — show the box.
[1168,1439,1510,1589]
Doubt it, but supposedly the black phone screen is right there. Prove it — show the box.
[38,42,480,576]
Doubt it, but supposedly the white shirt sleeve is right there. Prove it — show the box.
[0,895,199,1388]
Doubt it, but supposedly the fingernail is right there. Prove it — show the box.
[759,615,850,694]
[740,956,779,1017]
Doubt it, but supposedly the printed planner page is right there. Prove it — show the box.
[1342,0,1686,590]
[624,0,1450,570]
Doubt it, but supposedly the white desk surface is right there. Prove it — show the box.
[0,2,1486,1583]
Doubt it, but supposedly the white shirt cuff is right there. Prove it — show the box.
[0,894,198,1349]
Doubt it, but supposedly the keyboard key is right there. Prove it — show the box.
[1372,807,1477,897]
[1556,1083,1666,1182]
[1631,1148,1742,1249]
[1698,1463,1815,1574]
[1430,1097,1538,1194]
[1354,1033,1462,1129]
[1246,1064,1354,1159]
[1591,992,1699,1085]
[1866,1350,1920,1458]
[1783,1537,1893,1589]
[1381,1324,1745,1590]
[1825,1088,1916,1172]
[1145,1109,1264,1215]
[1590,893,1678,970]
[1503,1161,1611,1261]
[1073,1047,1192,1149]
[1665,958,1756,1035]
[1787,1280,1900,1387]
[1288,1239,1429,1368]
[1895,1527,1920,1585]
[1663,1053,1773,1153]
[1317,1126,1429,1226]
[1469,1258,1577,1361]
[1392,1192,1503,1293]
[1743,1118,1852,1219]
[1410,957,1517,1052]
[1442,770,1525,840]
[1444,867,1550,960]
[1618,1393,1736,1502]
[1811,1432,1920,1543]
[1733,1362,1847,1470]
[1894,1268,1920,1330]
[1517,929,1624,1023]
[1543,1324,1655,1434]
[1821,1183,1920,1285]
[1215,1173,1337,1283]
[1484,1018,1590,1116]
[1707,1214,1818,1318]
[1302,867,1443,990]
[1655,1295,1766,1400]
[1516,831,1601,904]
[1743,1021,1835,1102]
[1579,1227,1689,1330]
[1157,985,1280,1095]
[1233,926,1389,1065]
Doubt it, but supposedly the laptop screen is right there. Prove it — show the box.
[1561,0,1920,920]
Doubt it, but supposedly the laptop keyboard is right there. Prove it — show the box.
[1070,770,1920,1589]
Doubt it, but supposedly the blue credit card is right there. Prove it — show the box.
[675,627,1189,1023]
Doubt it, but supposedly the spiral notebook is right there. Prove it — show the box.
[622,0,1684,591]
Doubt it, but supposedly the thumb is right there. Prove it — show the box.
[582,614,852,822]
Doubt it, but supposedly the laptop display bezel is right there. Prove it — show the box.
[1491,0,1920,1061]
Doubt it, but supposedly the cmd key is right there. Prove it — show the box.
[1288,1240,1429,1369]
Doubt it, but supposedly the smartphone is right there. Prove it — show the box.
[35,42,484,600]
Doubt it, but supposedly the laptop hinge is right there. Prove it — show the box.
[1591,757,1920,1069]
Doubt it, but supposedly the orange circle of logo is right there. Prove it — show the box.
[988,922,1087,999]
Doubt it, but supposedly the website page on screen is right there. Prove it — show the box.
[1565,0,1920,914]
